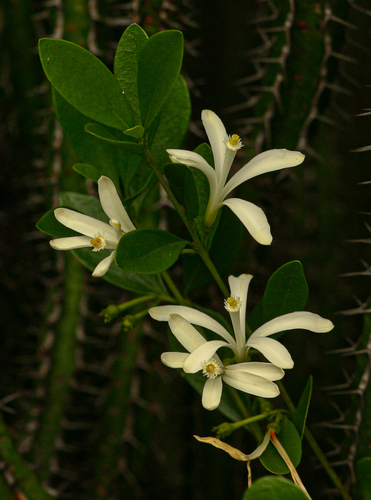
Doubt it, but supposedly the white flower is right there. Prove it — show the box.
[50,176,135,277]
[160,313,284,410]
[167,110,305,245]
[149,273,334,371]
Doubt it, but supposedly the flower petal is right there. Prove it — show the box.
[222,149,305,196]
[250,311,334,339]
[183,340,230,373]
[54,208,117,239]
[226,361,284,381]
[247,337,294,369]
[50,235,92,250]
[161,351,189,368]
[223,370,280,398]
[98,176,136,232]
[202,376,223,411]
[168,314,206,353]
[247,431,271,460]
[92,251,115,277]
[228,274,253,347]
[222,198,272,245]
[201,109,227,176]
[149,306,236,346]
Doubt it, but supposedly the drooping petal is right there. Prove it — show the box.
[247,431,271,460]
[92,251,115,277]
[168,314,206,353]
[223,370,280,398]
[50,235,92,250]
[226,361,284,381]
[250,311,334,339]
[247,337,294,369]
[183,340,230,373]
[228,274,253,347]
[202,376,223,411]
[201,109,227,176]
[222,149,305,197]
[222,198,272,245]
[161,351,189,368]
[54,208,117,239]
[149,306,236,346]
[98,176,136,232]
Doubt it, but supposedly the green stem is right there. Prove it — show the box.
[143,141,229,297]
[162,271,185,304]
[227,387,263,441]
[0,414,53,500]
[278,382,353,500]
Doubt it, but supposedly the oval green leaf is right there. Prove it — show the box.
[84,123,144,156]
[243,476,308,500]
[115,228,188,274]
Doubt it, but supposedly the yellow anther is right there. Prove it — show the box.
[229,134,240,146]
[224,296,242,312]
[90,235,106,252]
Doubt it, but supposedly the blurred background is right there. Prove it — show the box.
[1,0,371,498]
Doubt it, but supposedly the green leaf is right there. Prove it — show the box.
[115,228,188,274]
[259,416,302,474]
[356,458,371,500]
[84,123,144,156]
[243,476,308,500]
[123,125,145,140]
[293,376,313,439]
[37,209,76,238]
[164,163,198,219]
[114,24,148,125]
[73,163,100,183]
[39,38,131,130]
[248,261,309,332]
[137,30,183,130]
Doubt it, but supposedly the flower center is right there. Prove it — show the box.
[201,358,223,379]
[224,296,242,312]
[90,234,106,252]
[226,134,243,151]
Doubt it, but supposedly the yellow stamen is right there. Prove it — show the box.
[201,358,223,379]
[90,235,106,252]
[224,296,242,312]
[229,134,240,146]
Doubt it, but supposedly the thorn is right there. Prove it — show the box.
[351,145,371,152]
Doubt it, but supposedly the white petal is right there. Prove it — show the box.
[168,314,206,353]
[54,208,117,239]
[50,235,91,250]
[223,370,280,398]
[226,362,284,381]
[183,340,230,373]
[92,251,115,277]
[201,109,227,176]
[223,149,305,196]
[202,376,223,411]
[98,176,136,232]
[228,274,253,347]
[149,306,236,346]
[247,337,294,369]
[161,351,189,368]
[250,311,334,339]
[222,198,272,245]
[247,432,271,460]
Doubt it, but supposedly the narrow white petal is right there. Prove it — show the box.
[222,198,272,245]
[98,176,136,232]
[92,251,115,277]
[222,149,305,196]
[161,351,188,368]
[247,337,294,369]
[247,432,271,460]
[149,306,236,346]
[169,314,206,353]
[250,311,334,339]
[223,370,280,398]
[201,109,227,176]
[54,208,117,239]
[202,376,223,411]
[50,235,91,250]
[183,340,230,373]
[228,274,253,347]
[226,362,284,381]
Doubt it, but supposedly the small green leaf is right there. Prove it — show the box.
[84,123,144,156]
[73,163,100,182]
[293,376,313,439]
[164,163,199,219]
[259,416,302,474]
[39,38,131,130]
[137,30,183,130]
[243,476,308,500]
[248,261,309,331]
[114,24,148,125]
[37,209,76,238]
[115,228,188,274]
[356,458,371,500]
[123,125,145,140]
